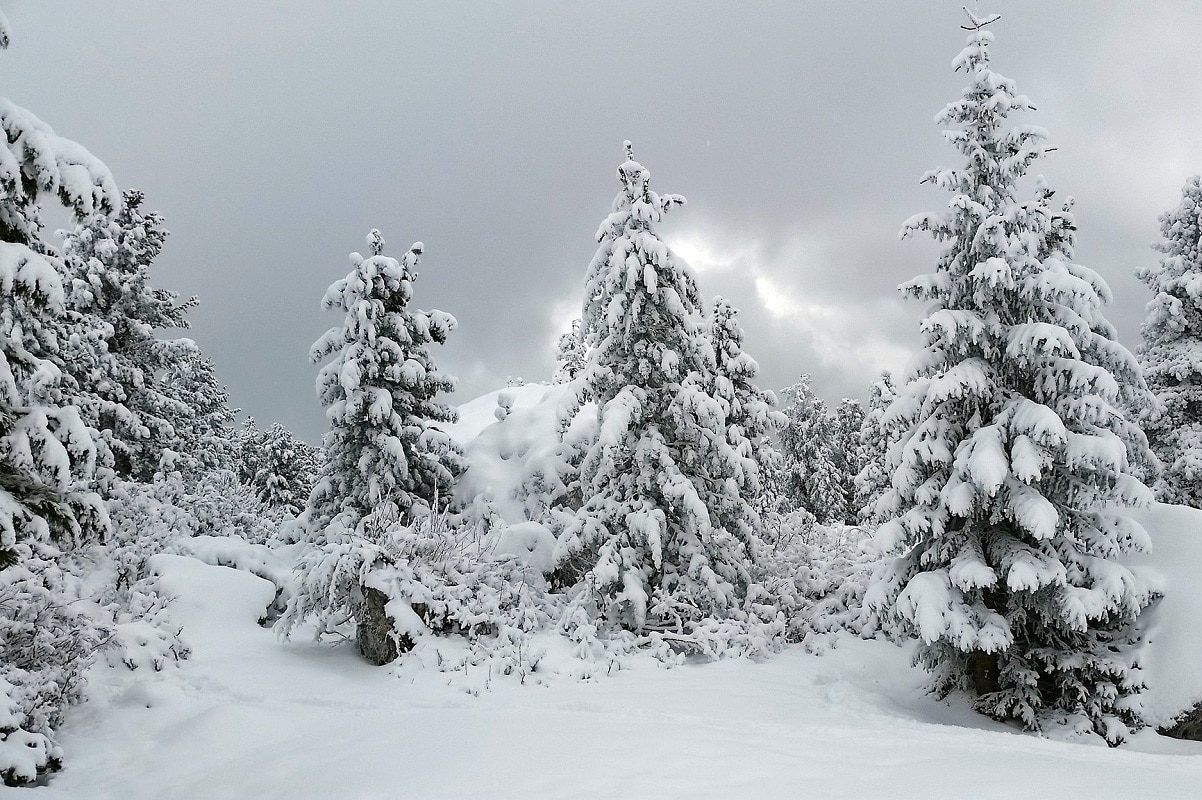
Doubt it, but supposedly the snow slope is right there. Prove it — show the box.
[31,549,1202,800]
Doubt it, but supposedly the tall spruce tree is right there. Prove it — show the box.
[710,297,784,520]
[1137,175,1202,505]
[869,12,1154,743]
[158,339,236,479]
[0,35,115,563]
[553,143,764,631]
[834,397,866,524]
[304,229,463,536]
[233,416,266,486]
[253,423,317,514]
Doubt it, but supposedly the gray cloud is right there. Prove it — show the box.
[4,1,1201,441]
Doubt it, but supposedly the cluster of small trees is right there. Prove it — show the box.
[9,6,1202,786]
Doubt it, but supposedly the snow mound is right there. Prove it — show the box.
[149,553,277,632]
[452,383,593,525]
[171,535,294,599]
[491,520,556,574]
[1127,503,1202,727]
[445,382,551,446]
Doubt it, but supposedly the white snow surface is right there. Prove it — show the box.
[24,391,1202,797]
[25,506,1202,798]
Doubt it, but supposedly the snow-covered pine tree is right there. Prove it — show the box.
[156,339,236,480]
[552,143,771,633]
[834,398,866,524]
[776,377,847,525]
[304,229,464,535]
[1137,175,1202,506]
[58,190,197,482]
[552,318,587,383]
[1032,176,1155,489]
[0,14,117,784]
[710,296,785,521]
[282,230,468,663]
[869,11,1154,743]
[253,423,317,515]
[234,416,266,486]
[853,371,897,524]
[0,31,116,572]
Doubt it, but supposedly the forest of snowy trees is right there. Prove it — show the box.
[4,8,1202,788]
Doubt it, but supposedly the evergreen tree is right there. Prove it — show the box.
[552,318,587,384]
[710,296,785,519]
[253,423,317,514]
[1137,175,1202,505]
[776,377,847,524]
[234,416,266,486]
[0,36,115,564]
[304,229,464,535]
[0,247,109,565]
[58,190,197,481]
[834,397,866,523]
[158,338,236,480]
[0,17,117,784]
[553,142,764,631]
[869,12,1154,743]
[853,371,897,523]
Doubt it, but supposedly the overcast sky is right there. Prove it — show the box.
[4,1,1202,442]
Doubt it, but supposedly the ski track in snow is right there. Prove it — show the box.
[28,553,1202,800]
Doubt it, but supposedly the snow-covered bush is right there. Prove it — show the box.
[449,384,595,593]
[98,469,287,677]
[868,11,1155,744]
[190,466,283,544]
[0,543,107,786]
[280,505,552,671]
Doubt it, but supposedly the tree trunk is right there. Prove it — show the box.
[356,586,412,665]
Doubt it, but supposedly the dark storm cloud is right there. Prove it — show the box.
[3,1,1201,441]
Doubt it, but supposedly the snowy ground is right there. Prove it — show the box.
[30,544,1202,799]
